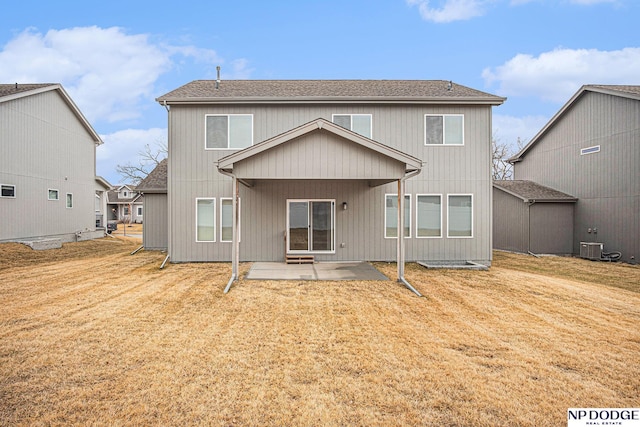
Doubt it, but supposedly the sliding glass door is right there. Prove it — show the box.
[287,200,335,253]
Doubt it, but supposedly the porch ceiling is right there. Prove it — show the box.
[216,118,422,187]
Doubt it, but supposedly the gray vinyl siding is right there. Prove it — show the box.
[493,188,529,253]
[0,90,98,241]
[167,103,494,264]
[515,91,639,262]
[529,203,574,255]
[142,194,168,250]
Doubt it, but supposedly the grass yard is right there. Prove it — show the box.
[0,239,638,426]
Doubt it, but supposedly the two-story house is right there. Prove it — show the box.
[107,184,144,224]
[155,79,504,280]
[0,83,108,246]
[507,85,639,264]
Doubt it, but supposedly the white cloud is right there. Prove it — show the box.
[406,0,489,23]
[0,27,172,124]
[569,0,616,4]
[0,26,245,125]
[493,114,549,150]
[482,47,640,102]
[96,128,167,185]
[409,0,620,22]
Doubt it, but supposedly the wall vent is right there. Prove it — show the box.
[580,145,600,155]
[580,242,603,260]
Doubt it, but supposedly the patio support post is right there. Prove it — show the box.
[397,175,422,297]
[397,180,404,281]
[223,174,239,293]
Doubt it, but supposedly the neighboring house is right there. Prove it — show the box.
[136,158,168,250]
[155,79,504,278]
[106,185,144,224]
[0,83,106,244]
[509,85,639,264]
[493,180,577,255]
[95,176,111,228]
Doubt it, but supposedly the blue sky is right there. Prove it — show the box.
[1,0,638,184]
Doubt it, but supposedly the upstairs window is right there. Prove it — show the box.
[66,193,73,208]
[332,114,372,138]
[1,184,15,198]
[425,114,464,145]
[206,114,253,149]
[48,189,59,200]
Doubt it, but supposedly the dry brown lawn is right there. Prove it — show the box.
[0,239,638,426]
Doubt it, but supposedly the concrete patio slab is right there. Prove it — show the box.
[245,262,389,281]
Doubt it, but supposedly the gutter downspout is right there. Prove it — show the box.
[398,169,422,297]
[219,169,239,293]
[163,100,172,270]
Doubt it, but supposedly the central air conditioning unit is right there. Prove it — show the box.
[580,242,603,260]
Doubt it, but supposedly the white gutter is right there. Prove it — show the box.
[397,168,423,297]
[218,168,239,293]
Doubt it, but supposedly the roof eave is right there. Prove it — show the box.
[156,96,505,106]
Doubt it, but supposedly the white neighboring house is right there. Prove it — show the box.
[106,185,144,224]
[0,83,108,245]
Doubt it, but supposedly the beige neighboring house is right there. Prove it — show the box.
[106,185,144,224]
[0,83,107,247]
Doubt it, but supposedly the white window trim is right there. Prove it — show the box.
[195,197,216,243]
[66,193,73,209]
[48,189,59,201]
[204,114,254,150]
[580,145,600,155]
[416,194,443,239]
[384,194,411,239]
[220,197,241,243]
[286,199,336,254]
[331,113,373,138]
[1,184,16,198]
[447,194,473,239]
[424,114,465,146]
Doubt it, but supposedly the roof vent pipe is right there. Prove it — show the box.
[216,66,221,89]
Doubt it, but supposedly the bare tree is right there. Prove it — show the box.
[116,141,167,185]
[492,136,526,181]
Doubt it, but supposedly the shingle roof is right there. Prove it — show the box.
[136,158,167,193]
[587,85,640,98]
[157,80,505,105]
[493,180,577,202]
[0,83,56,98]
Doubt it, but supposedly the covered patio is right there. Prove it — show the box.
[216,118,424,295]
